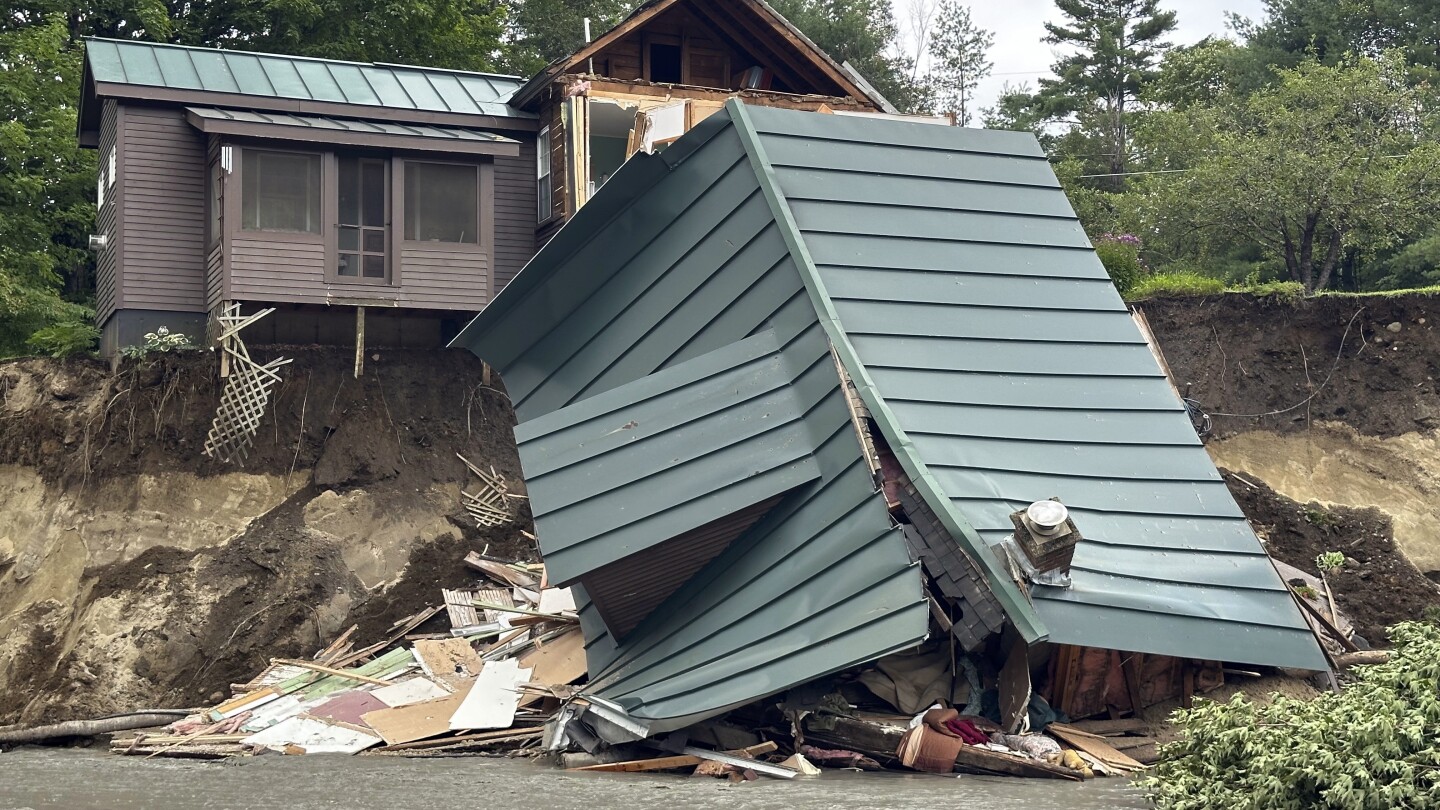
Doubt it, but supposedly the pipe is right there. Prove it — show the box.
[0,711,192,745]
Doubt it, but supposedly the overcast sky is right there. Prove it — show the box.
[897,0,1270,112]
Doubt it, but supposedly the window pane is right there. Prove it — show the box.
[338,253,358,276]
[241,150,319,232]
[405,162,478,243]
[338,156,360,225]
[361,160,386,227]
[362,254,386,278]
[363,229,385,253]
[339,228,359,251]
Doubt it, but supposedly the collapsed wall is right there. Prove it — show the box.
[0,348,529,726]
[1142,293,1440,637]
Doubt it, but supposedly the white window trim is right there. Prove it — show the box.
[537,125,552,223]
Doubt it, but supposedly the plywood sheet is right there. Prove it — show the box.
[308,690,387,726]
[450,658,532,731]
[360,693,465,746]
[413,638,484,691]
[517,629,586,708]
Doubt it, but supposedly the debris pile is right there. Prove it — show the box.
[109,553,583,759]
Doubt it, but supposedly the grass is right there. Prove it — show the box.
[1124,271,1226,301]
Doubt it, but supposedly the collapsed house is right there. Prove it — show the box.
[452,101,1329,745]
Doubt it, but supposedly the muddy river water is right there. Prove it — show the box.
[0,748,1148,809]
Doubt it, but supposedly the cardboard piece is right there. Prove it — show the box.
[360,693,466,746]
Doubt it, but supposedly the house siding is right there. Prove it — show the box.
[95,100,121,325]
[119,104,208,314]
[492,134,537,292]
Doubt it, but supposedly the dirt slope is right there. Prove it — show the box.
[1143,293,1440,638]
[0,347,530,725]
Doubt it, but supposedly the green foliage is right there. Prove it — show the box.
[768,0,925,112]
[118,326,196,359]
[1294,583,1319,600]
[1364,233,1440,290]
[1125,271,1226,301]
[1234,276,1306,300]
[1305,508,1338,528]
[1142,621,1440,809]
[505,0,634,77]
[0,19,95,358]
[1316,550,1346,571]
[925,0,993,125]
[1138,53,1440,293]
[1093,234,1145,294]
[26,319,100,358]
[1037,0,1178,180]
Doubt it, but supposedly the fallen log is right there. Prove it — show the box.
[1334,650,1389,668]
[0,712,191,745]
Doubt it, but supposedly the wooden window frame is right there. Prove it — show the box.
[237,146,325,239]
[328,153,393,285]
[394,153,495,257]
[537,125,554,225]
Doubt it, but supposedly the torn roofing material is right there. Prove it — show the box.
[453,99,1326,732]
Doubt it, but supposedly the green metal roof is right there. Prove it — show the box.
[84,38,526,118]
[453,100,1326,733]
[731,103,1327,671]
[184,107,519,153]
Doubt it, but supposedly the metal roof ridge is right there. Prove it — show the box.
[725,98,1048,644]
[83,37,523,83]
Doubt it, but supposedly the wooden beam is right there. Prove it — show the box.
[354,305,365,378]
[571,754,704,772]
[270,658,393,687]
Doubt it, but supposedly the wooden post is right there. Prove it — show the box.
[354,305,365,378]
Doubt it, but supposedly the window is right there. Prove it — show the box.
[208,160,222,246]
[648,41,682,83]
[537,126,552,222]
[405,162,479,243]
[241,149,320,232]
[337,156,389,280]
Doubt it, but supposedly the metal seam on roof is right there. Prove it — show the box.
[725,99,1050,645]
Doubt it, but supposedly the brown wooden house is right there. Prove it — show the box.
[77,0,897,356]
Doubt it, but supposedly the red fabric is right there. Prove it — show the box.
[944,717,990,745]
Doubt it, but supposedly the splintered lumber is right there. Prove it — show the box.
[361,693,467,746]
[372,726,543,752]
[1070,718,1150,737]
[681,747,797,780]
[517,629,586,707]
[271,658,395,687]
[1048,723,1147,771]
[572,754,705,773]
[464,553,539,589]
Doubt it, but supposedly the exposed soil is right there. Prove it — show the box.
[1141,293,1440,439]
[0,347,532,724]
[1221,468,1440,647]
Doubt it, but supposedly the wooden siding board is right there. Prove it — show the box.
[96,99,121,323]
[118,104,207,313]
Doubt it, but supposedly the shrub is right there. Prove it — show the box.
[1125,271,1226,300]
[26,320,100,358]
[119,326,196,359]
[1141,621,1440,809]
[1094,233,1146,294]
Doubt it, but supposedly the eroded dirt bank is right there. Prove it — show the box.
[1143,293,1440,637]
[0,348,529,725]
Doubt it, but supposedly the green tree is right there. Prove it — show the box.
[768,0,924,112]
[0,19,94,356]
[925,0,992,125]
[1039,0,1178,180]
[506,0,634,77]
[1140,53,1440,293]
[1235,0,1440,79]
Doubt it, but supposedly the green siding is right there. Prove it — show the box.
[84,38,527,119]
[738,103,1326,671]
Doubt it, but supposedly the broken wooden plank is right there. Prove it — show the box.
[450,658,532,731]
[464,553,539,589]
[517,629,586,708]
[372,726,543,752]
[1069,718,1149,736]
[271,658,394,687]
[571,754,704,773]
[412,637,484,692]
[681,746,796,780]
[1048,723,1147,770]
